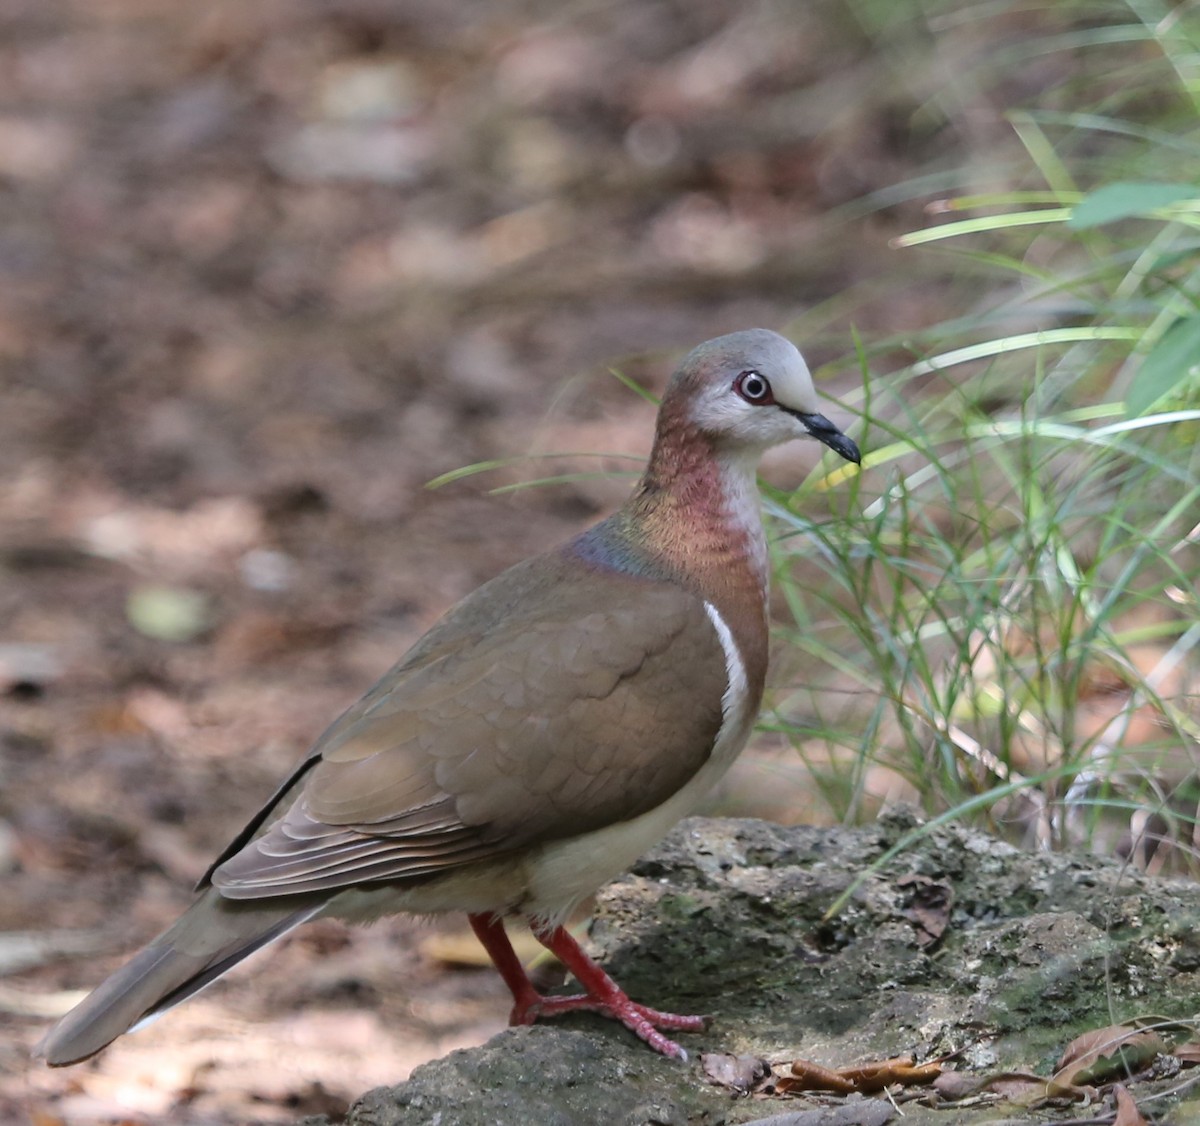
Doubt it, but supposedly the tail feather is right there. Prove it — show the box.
[36,890,321,1066]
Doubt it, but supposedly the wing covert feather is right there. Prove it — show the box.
[212,555,730,897]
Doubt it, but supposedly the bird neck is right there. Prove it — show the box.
[573,414,772,691]
[633,423,770,599]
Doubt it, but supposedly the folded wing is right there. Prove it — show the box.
[212,561,728,898]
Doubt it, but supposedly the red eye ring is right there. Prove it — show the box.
[734,369,774,404]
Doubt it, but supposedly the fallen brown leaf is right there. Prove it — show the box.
[895,873,953,947]
[837,1056,942,1092]
[1112,1083,1149,1126]
[779,1054,940,1095]
[701,1052,770,1093]
[1174,1038,1200,1066]
[1052,1024,1163,1087]
[984,1071,1061,1104]
[780,1058,857,1094]
[937,1070,1088,1106]
[932,1070,981,1099]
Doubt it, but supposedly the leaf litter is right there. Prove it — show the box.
[701,1016,1196,1121]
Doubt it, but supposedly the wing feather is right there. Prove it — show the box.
[212,553,729,899]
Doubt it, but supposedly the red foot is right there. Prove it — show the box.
[510,990,707,1059]
[468,913,708,1061]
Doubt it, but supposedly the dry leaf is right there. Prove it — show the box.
[779,1054,940,1095]
[933,1071,982,1099]
[1052,1025,1163,1087]
[1112,1083,1149,1126]
[780,1058,857,1094]
[838,1055,941,1092]
[1174,1038,1200,1066]
[950,1070,1089,1106]
[895,873,953,947]
[984,1072,1057,1104]
[701,1052,770,1093]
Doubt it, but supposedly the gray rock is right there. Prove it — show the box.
[312,811,1200,1125]
[346,1026,718,1126]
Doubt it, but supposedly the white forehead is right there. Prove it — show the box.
[735,329,815,408]
[693,328,819,413]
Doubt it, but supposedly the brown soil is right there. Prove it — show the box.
[0,1,1037,1122]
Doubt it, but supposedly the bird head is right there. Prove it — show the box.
[668,328,860,464]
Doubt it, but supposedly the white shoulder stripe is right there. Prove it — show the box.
[703,601,749,720]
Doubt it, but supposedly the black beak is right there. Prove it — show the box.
[791,411,861,465]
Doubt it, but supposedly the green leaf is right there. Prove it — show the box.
[1126,315,1200,417]
[607,366,659,404]
[126,585,211,643]
[1067,181,1197,229]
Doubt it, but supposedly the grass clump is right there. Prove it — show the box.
[770,0,1200,871]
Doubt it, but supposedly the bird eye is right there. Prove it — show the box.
[734,370,773,404]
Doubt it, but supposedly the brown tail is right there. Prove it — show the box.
[36,889,321,1066]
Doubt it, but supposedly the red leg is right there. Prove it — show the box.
[467,912,708,1060]
[468,912,542,1014]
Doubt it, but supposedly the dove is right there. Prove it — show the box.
[39,328,859,1064]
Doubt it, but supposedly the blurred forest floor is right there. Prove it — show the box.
[0,0,1028,1121]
